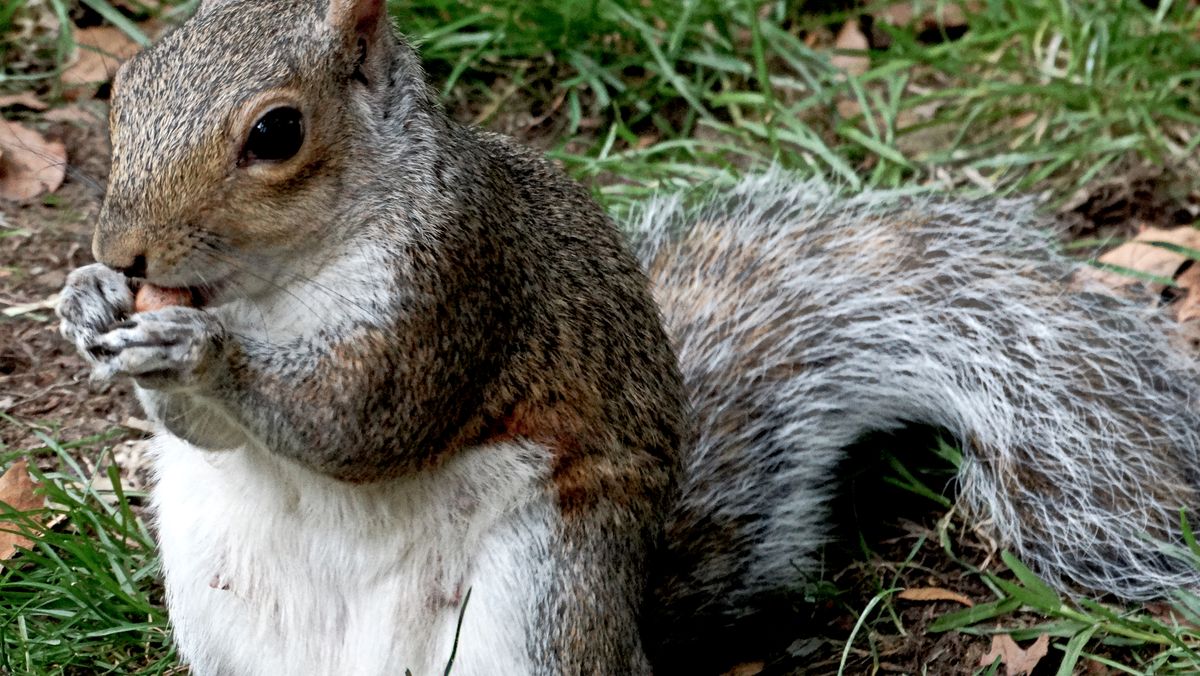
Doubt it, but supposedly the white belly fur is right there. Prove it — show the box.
[150,433,554,676]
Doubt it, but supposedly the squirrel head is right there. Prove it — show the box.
[95,0,438,296]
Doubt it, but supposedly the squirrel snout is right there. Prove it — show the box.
[108,254,148,279]
[92,230,149,279]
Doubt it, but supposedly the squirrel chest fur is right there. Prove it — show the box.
[55,0,1200,673]
[153,435,555,674]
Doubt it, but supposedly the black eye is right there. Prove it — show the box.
[242,107,304,164]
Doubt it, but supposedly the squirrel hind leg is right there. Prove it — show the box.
[646,411,851,670]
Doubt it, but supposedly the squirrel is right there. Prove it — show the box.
[52,0,1200,673]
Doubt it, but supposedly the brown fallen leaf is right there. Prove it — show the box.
[929,3,969,29]
[1085,226,1200,291]
[979,634,1049,676]
[0,459,45,560]
[0,92,48,111]
[42,104,104,124]
[831,20,870,77]
[61,26,142,99]
[836,96,862,121]
[0,119,67,202]
[113,0,166,13]
[1145,600,1200,630]
[1010,111,1039,131]
[1172,260,1200,323]
[2,292,58,318]
[897,586,975,607]
[877,2,972,32]
[122,416,157,434]
[1074,225,1200,358]
[635,133,660,150]
[876,3,914,26]
[721,662,764,676]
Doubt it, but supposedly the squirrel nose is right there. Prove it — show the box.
[109,253,148,279]
[92,223,150,279]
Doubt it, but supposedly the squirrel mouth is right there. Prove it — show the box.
[131,279,227,310]
[190,281,225,307]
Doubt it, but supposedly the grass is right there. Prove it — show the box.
[399,0,1200,208]
[943,552,1200,674]
[821,436,1200,674]
[3,0,1200,673]
[0,417,175,675]
[7,0,1199,205]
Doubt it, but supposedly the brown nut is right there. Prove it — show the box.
[134,284,194,313]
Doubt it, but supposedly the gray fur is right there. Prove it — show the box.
[57,263,134,362]
[635,174,1200,657]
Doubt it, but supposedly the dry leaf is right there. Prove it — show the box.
[0,92,47,111]
[877,2,971,31]
[897,586,975,607]
[1145,601,1200,630]
[0,119,66,202]
[42,104,104,124]
[979,634,1049,676]
[1010,111,1038,131]
[836,97,862,120]
[1172,261,1200,323]
[113,0,165,12]
[831,21,870,76]
[1088,226,1200,290]
[1074,225,1200,352]
[0,459,45,560]
[636,134,660,150]
[1170,318,1200,357]
[876,4,915,26]
[931,3,968,29]
[722,662,764,676]
[122,416,157,434]
[2,293,59,318]
[61,26,142,98]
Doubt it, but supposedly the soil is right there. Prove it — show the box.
[1,106,142,458]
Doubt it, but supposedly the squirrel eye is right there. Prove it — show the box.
[242,107,304,164]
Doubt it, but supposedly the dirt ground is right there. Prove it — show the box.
[1,107,142,452]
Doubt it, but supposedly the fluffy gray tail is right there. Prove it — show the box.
[632,173,1200,655]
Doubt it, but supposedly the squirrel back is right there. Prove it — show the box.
[637,174,1200,661]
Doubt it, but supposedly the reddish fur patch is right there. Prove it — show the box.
[476,397,626,517]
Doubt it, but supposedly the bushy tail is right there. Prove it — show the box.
[632,173,1200,657]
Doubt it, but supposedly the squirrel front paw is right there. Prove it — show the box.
[81,306,225,389]
[58,263,134,360]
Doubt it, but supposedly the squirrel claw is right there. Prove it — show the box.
[85,306,222,389]
[57,263,134,352]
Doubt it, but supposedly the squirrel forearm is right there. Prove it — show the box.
[146,323,426,481]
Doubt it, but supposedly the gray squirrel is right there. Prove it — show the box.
[52,0,1200,673]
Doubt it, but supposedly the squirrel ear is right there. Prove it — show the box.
[327,0,387,44]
